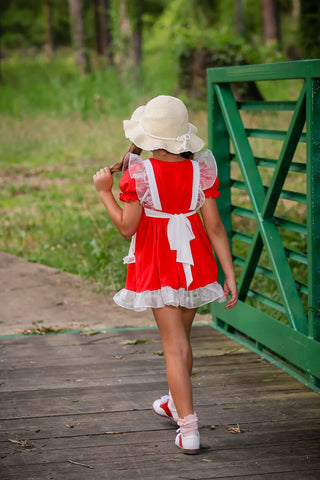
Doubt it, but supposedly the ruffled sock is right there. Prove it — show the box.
[177,412,199,437]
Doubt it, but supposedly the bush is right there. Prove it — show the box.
[173,27,285,99]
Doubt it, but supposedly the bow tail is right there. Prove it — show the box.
[183,263,193,289]
[123,233,136,264]
[167,215,195,289]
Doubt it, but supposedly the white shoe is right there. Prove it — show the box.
[152,395,178,424]
[175,428,200,454]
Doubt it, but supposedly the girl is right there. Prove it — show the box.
[93,95,238,455]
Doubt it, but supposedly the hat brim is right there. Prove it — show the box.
[123,105,205,154]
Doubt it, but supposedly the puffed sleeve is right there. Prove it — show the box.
[198,154,220,199]
[119,169,138,203]
[204,176,220,199]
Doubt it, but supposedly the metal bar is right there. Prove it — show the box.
[214,84,266,213]
[234,255,307,293]
[245,128,306,143]
[233,206,307,235]
[211,321,319,393]
[231,206,256,219]
[207,59,320,83]
[210,301,320,382]
[306,77,320,341]
[232,180,307,204]
[236,256,272,280]
[272,217,306,234]
[214,83,308,334]
[285,248,307,264]
[237,229,263,301]
[232,231,253,244]
[255,158,306,173]
[207,77,232,286]
[280,189,306,203]
[231,155,306,173]
[259,219,308,333]
[238,101,296,111]
[247,289,286,313]
[262,84,306,219]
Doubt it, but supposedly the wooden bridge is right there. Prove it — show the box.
[1,325,319,479]
[1,59,320,479]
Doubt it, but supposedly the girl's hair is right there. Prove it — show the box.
[110,145,194,174]
[110,143,142,174]
[181,151,194,160]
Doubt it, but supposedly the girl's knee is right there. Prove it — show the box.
[165,341,191,363]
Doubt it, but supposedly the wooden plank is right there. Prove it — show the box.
[222,474,320,480]
[1,399,319,442]
[1,326,320,479]
[2,419,319,454]
[0,381,310,419]
[1,439,320,479]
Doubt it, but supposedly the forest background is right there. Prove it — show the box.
[0,0,319,300]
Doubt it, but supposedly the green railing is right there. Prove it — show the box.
[207,60,320,392]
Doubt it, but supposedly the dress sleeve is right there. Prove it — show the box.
[119,169,138,203]
[204,176,220,199]
[198,156,220,199]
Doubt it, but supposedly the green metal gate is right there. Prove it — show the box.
[207,60,320,392]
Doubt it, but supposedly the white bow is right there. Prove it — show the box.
[167,214,195,288]
[176,133,191,152]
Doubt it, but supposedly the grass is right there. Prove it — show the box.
[0,114,131,288]
[0,52,308,322]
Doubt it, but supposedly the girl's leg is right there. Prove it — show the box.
[181,306,197,376]
[152,306,196,419]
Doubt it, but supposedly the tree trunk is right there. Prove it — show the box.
[92,0,113,63]
[133,1,143,66]
[92,0,100,55]
[235,0,244,37]
[300,0,320,58]
[118,0,134,73]
[292,0,300,18]
[68,0,90,74]
[44,0,54,57]
[261,0,281,44]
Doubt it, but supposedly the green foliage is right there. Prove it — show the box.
[0,52,147,119]
[0,52,309,315]
[0,0,45,49]
[0,0,70,51]
[0,0,310,299]
[174,27,254,65]
[299,0,320,59]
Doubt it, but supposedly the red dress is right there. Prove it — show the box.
[113,152,225,311]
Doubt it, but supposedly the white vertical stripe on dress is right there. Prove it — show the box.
[144,160,162,210]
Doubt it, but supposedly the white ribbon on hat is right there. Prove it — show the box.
[176,133,191,152]
[139,120,192,152]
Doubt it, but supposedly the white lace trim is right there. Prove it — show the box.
[127,153,154,208]
[124,151,218,211]
[197,150,218,209]
[113,282,226,312]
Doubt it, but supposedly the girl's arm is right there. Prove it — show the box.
[200,197,238,309]
[93,167,143,238]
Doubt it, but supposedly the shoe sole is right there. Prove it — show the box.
[179,447,200,455]
[152,407,177,425]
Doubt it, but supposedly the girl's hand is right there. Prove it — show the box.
[223,277,238,309]
[93,167,113,194]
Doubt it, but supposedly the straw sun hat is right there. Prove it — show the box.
[123,95,205,154]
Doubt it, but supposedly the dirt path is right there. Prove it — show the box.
[0,252,210,335]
